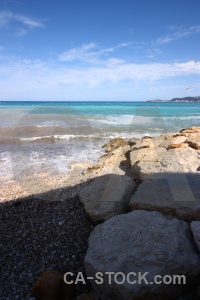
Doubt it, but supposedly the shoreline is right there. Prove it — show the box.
[0,127,200,204]
[0,126,200,299]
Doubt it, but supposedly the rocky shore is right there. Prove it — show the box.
[0,126,200,299]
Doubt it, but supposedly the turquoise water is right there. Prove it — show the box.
[0,101,199,182]
[0,101,200,133]
[1,100,200,117]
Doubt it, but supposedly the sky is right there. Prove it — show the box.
[0,0,200,101]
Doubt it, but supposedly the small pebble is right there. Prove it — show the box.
[0,195,95,298]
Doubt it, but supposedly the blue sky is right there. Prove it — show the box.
[0,0,200,101]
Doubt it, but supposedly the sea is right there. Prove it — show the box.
[0,101,200,183]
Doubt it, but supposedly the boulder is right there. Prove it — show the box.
[129,137,154,150]
[187,141,200,151]
[102,138,127,152]
[85,210,200,300]
[167,143,188,150]
[79,174,136,222]
[83,163,125,177]
[31,269,74,299]
[132,161,164,179]
[131,147,200,179]
[128,137,142,147]
[128,134,179,150]
[180,127,200,133]
[159,135,187,149]
[130,147,167,166]
[190,221,200,252]
[185,134,200,150]
[98,145,130,164]
[84,145,130,177]
[129,173,200,221]
[165,147,199,172]
[129,129,199,157]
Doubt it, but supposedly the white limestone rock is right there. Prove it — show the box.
[79,174,136,222]
[85,210,200,299]
[129,174,200,221]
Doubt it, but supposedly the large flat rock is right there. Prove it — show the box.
[79,174,136,222]
[130,146,167,166]
[129,173,200,221]
[131,147,200,179]
[129,127,200,180]
[85,210,200,300]
[129,133,187,151]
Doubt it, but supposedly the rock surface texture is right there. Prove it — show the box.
[83,145,130,177]
[130,145,200,179]
[79,174,136,222]
[129,174,200,221]
[85,210,200,300]
[102,138,127,152]
[129,127,200,221]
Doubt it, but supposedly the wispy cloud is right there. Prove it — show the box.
[59,43,96,62]
[0,57,199,100]
[59,42,130,63]
[0,58,199,87]
[154,25,200,45]
[0,10,46,35]
[14,14,45,28]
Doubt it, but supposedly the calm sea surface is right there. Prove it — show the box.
[0,101,200,182]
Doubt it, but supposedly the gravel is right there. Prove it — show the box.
[0,195,96,299]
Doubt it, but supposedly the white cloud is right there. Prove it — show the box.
[14,14,45,28]
[59,43,96,62]
[0,58,199,100]
[0,46,6,51]
[59,42,131,63]
[0,59,199,87]
[0,10,46,35]
[174,61,200,73]
[154,25,200,45]
[0,37,200,96]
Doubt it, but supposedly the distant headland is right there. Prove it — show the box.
[147,96,200,102]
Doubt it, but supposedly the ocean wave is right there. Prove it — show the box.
[0,133,105,145]
[162,116,200,120]
[97,131,163,140]
[0,125,94,141]
[94,115,155,126]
